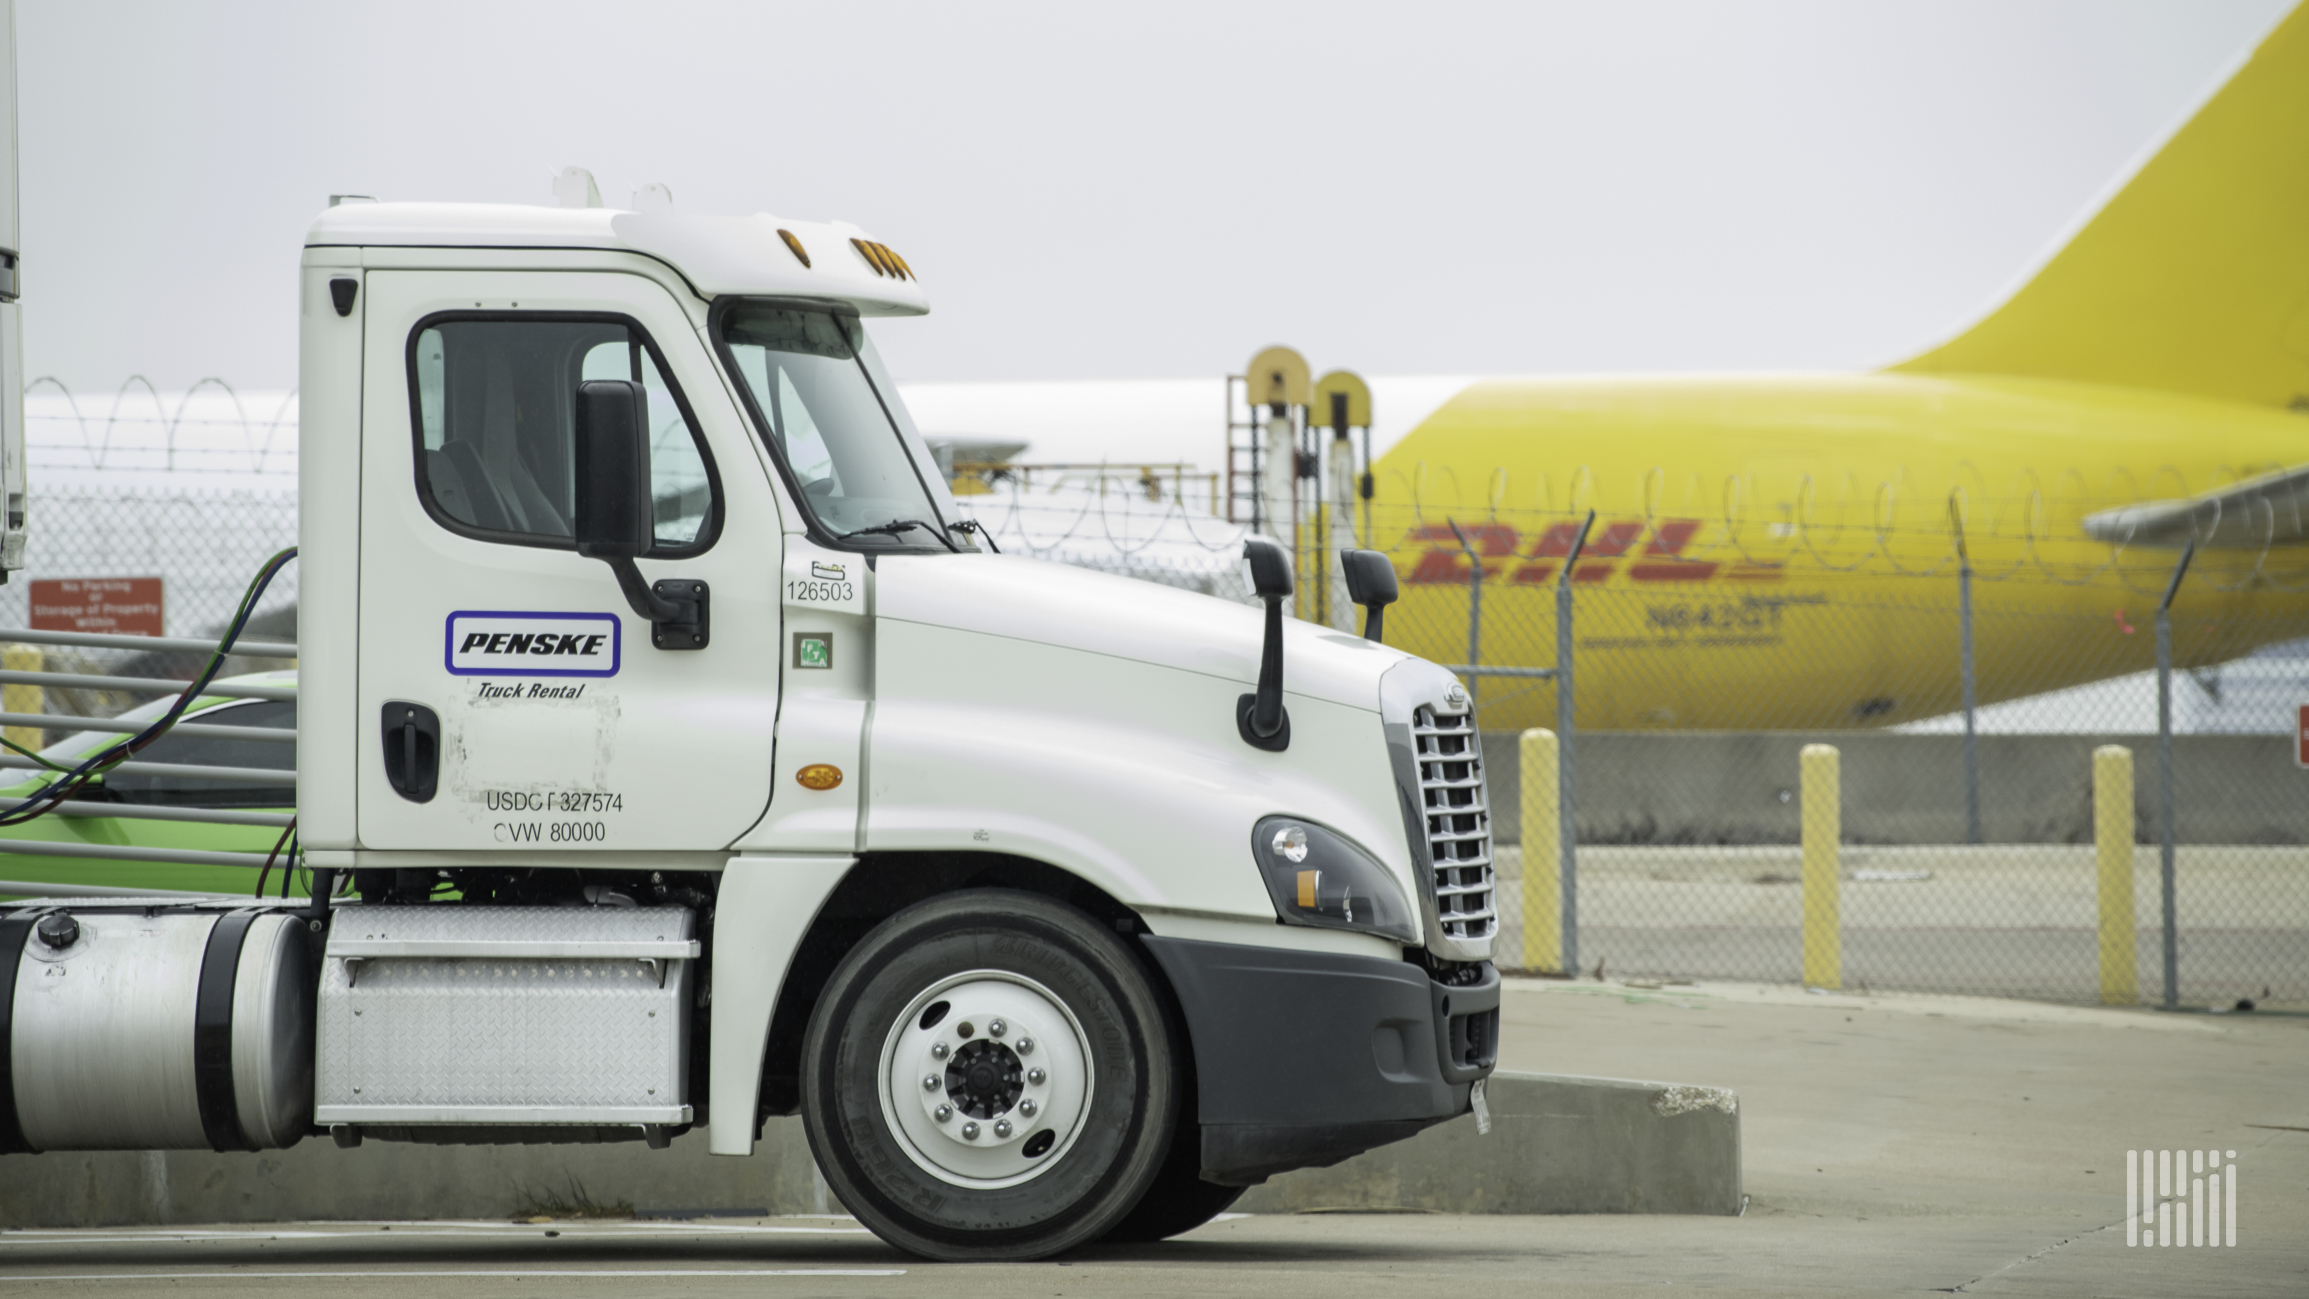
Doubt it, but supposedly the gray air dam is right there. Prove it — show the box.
[0,179,1498,1262]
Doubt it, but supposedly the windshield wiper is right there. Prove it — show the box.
[837,519,960,552]
[948,520,1000,554]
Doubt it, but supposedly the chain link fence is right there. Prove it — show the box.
[0,484,299,731]
[1361,504,2309,1010]
[0,486,301,638]
[950,476,1256,601]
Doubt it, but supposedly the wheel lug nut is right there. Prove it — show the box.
[930,1042,949,1060]
[1019,1098,1038,1117]
[923,1074,942,1091]
[994,1119,1013,1138]
[1015,1037,1034,1055]
[1027,1067,1046,1085]
[934,1104,952,1122]
[961,1121,980,1140]
[957,1021,974,1038]
[988,1018,1007,1037]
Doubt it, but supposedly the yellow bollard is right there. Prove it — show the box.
[2,644,42,753]
[1520,729,1561,972]
[2094,745,2139,1005]
[1800,744,1841,990]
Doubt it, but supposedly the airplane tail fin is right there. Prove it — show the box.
[1890,4,2309,410]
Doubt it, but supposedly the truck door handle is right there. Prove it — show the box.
[381,702,440,803]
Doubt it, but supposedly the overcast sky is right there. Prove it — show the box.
[13,0,2293,396]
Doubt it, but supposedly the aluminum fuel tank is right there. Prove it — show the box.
[1,901,316,1152]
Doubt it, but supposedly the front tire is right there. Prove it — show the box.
[799,890,1180,1261]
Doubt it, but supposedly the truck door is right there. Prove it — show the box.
[354,269,781,851]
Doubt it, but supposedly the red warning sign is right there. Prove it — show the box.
[29,577,165,637]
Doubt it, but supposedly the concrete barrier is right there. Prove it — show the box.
[0,1121,829,1229]
[1234,1071,1741,1216]
[1482,730,2307,845]
[0,1072,1739,1226]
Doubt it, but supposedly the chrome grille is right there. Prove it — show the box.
[1413,704,1495,942]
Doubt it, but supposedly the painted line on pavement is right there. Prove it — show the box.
[6,1269,906,1281]
[1,1226,872,1245]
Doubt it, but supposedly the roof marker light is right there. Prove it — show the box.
[778,229,811,268]
[850,239,914,281]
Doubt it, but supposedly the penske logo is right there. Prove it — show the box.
[445,611,621,678]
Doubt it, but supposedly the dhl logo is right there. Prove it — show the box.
[1398,518,1783,585]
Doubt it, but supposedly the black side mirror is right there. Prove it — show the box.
[574,380,652,559]
[574,380,711,650]
[1341,550,1398,643]
[1243,535,1294,600]
[1237,537,1292,751]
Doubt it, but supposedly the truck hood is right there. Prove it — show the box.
[874,553,1419,712]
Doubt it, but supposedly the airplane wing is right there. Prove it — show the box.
[2083,462,2309,548]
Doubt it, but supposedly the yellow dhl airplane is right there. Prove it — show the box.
[1372,4,2309,733]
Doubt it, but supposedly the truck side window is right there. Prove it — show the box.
[411,317,719,553]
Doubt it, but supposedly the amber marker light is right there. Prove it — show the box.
[778,229,811,267]
[1297,870,1320,909]
[797,764,843,790]
[849,239,915,280]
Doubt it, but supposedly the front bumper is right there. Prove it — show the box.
[1141,936,1499,1186]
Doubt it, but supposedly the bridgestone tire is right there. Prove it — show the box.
[799,890,1180,1261]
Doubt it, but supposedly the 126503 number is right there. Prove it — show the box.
[786,579,856,604]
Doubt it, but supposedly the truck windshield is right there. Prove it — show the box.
[718,303,955,548]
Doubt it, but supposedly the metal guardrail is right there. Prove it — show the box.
[44,802,293,828]
[0,839,279,868]
[0,669,295,701]
[0,626,298,658]
[0,753,294,785]
[0,879,219,899]
[0,711,295,743]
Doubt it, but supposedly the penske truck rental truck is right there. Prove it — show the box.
[0,194,1501,1259]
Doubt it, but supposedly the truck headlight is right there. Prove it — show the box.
[1250,816,1418,944]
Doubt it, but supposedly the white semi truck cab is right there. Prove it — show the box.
[0,199,1499,1259]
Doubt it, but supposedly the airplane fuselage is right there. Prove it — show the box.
[1373,371,2309,730]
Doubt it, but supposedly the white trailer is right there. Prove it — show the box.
[0,197,1498,1260]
